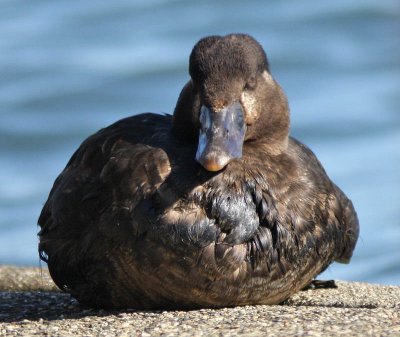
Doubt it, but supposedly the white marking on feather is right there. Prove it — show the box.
[240,91,257,124]
[262,70,274,84]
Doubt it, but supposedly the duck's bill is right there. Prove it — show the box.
[196,102,246,172]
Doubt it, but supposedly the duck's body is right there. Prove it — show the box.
[38,34,359,309]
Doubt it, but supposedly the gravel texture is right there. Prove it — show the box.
[1,266,399,336]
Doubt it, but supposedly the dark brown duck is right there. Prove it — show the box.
[38,34,359,309]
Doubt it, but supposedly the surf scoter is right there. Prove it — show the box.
[38,33,359,309]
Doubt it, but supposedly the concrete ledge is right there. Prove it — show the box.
[1,266,399,336]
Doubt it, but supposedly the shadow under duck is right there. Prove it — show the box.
[38,34,359,309]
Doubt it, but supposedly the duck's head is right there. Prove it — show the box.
[172,34,290,172]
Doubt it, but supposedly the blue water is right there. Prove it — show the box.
[0,0,399,285]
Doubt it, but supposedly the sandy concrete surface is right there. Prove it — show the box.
[0,266,399,336]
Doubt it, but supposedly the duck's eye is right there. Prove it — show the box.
[244,77,256,91]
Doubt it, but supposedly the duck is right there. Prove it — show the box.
[38,33,359,309]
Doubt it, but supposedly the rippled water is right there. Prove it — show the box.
[0,0,399,285]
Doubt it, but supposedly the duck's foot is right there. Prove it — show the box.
[302,279,337,290]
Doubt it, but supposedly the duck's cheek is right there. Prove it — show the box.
[196,103,247,172]
[240,91,258,125]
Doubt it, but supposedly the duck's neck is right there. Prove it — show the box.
[245,82,290,156]
[172,81,200,143]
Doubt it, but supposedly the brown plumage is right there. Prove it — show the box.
[38,34,359,309]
